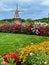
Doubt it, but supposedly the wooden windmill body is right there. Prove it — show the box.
[14,4,21,24]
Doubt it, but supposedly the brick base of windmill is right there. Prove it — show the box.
[14,18,21,24]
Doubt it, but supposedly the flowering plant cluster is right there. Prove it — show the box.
[0,41,49,65]
[0,24,49,36]
[19,41,49,64]
[0,24,23,33]
[0,51,19,65]
[34,21,48,26]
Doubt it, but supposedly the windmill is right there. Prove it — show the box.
[13,4,24,24]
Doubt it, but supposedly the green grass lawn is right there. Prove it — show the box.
[0,32,49,55]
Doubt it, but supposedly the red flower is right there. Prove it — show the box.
[47,32,49,35]
[9,52,17,58]
[3,54,10,63]
[15,58,19,63]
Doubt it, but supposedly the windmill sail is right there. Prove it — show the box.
[14,4,20,18]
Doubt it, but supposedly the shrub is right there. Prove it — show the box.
[0,24,49,36]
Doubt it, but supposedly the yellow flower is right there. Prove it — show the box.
[19,41,49,63]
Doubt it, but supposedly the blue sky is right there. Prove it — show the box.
[0,0,49,20]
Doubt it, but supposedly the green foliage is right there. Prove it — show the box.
[35,18,49,23]
[0,17,49,24]
[26,18,34,25]
[0,56,16,65]
[0,56,4,65]
[24,51,49,65]
[8,59,16,65]
[21,19,25,23]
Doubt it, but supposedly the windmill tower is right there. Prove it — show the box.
[14,4,22,24]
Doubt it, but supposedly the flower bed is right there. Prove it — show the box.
[0,24,49,36]
[0,41,49,65]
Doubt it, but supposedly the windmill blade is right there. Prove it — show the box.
[18,10,25,12]
[9,10,16,12]
[16,3,18,10]
[0,9,15,12]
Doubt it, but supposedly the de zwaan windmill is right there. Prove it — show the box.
[13,4,24,24]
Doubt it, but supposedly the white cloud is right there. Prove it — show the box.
[0,0,35,11]
[0,0,49,19]
[19,0,34,3]
[0,0,15,11]
[41,0,49,6]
